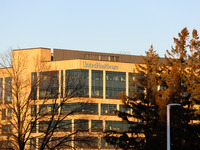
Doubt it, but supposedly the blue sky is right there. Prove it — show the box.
[0,0,200,57]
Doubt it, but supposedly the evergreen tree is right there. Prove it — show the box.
[162,27,200,150]
[105,45,162,150]
[105,28,200,150]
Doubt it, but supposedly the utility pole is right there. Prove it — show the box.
[167,103,181,150]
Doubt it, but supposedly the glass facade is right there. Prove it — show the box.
[1,109,6,120]
[31,122,36,133]
[39,104,58,115]
[65,69,89,97]
[91,120,103,132]
[39,120,71,132]
[5,77,12,102]
[74,119,89,131]
[105,121,131,131]
[30,137,36,148]
[92,70,103,97]
[101,104,117,115]
[39,71,59,99]
[31,72,37,100]
[1,124,12,134]
[61,103,98,114]
[7,109,12,119]
[119,105,131,114]
[31,105,37,116]
[106,71,126,98]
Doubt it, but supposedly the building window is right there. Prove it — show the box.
[129,73,144,97]
[105,121,131,131]
[74,136,99,149]
[101,137,114,148]
[31,122,36,133]
[50,137,72,149]
[74,119,89,131]
[39,71,59,99]
[2,124,12,135]
[39,104,58,115]
[0,78,3,103]
[61,103,98,114]
[31,105,37,116]
[5,77,12,102]
[7,109,12,119]
[56,120,72,131]
[119,105,131,114]
[91,120,103,132]
[101,104,117,115]
[39,120,72,132]
[30,138,36,149]
[92,70,103,98]
[39,121,49,132]
[31,72,37,100]
[65,69,89,97]
[1,109,6,120]
[106,71,126,98]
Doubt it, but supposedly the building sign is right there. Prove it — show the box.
[83,62,118,70]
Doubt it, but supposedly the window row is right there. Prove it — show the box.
[31,103,131,116]
[30,136,115,149]
[32,70,136,100]
[30,120,132,133]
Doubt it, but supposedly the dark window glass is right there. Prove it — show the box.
[39,104,58,115]
[105,121,131,131]
[0,78,3,103]
[31,122,36,133]
[31,72,37,100]
[92,70,103,98]
[101,137,114,148]
[56,120,72,131]
[119,105,131,114]
[2,109,6,120]
[7,109,12,119]
[106,71,126,98]
[5,77,12,102]
[30,138,36,148]
[2,124,12,134]
[65,69,89,97]
[74,119,89,131]
[91,120,103,132]
[74,137,98,148]
[39,120,72,132]
[129,73,144,97]
[50,137,72,149]
[61,103,98,114]
[39,71,59,99]
[31,105,37,116]
[39,121,49,132]
[101,104,117,115]
[0,140,12,149]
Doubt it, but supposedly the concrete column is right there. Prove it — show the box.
[89,69,92,98]
[126,72,129,96]
[103,70,106,99]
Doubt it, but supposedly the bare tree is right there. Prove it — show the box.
[0,50,93,150]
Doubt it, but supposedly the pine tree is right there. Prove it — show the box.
[105,28,200,150]
[161,27,200,150]
[105,45,162,150]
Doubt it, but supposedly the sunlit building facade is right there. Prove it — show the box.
[0,48,145,149]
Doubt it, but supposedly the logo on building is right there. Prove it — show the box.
[83,62,118,70]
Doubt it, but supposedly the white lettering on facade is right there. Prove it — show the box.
[83,62,119,70]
